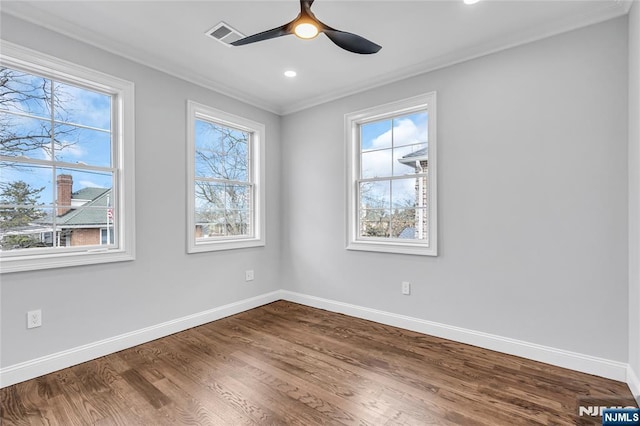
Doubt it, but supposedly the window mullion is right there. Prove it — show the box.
[50,79,59,248]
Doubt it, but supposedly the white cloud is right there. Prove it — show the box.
[369,118,425,149]
[361,117,427,207]
[362,119,426,179]
[78,180,102,188]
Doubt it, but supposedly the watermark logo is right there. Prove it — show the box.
[601,408,640,425]
[577,397,639,425]
[579,406,639,417]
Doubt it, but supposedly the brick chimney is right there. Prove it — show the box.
[57,174,73,216]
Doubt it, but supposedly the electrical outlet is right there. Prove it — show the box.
[401,281,411,295]
[245,270,254,281]
[27,309,42,329]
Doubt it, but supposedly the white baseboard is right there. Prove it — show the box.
[1,289,633,393]
[0,291,282,388]
[280,290,630,383]
[629,365,640,405]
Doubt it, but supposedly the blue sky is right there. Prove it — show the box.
[360,111,428,178]
[1,68,113,205]
[359,111,429,211]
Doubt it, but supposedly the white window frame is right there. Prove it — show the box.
[186,101,266,253]
[0,41,136,273]
[346,92,437,256]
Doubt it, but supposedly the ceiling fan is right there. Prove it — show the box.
[231,0,382,55]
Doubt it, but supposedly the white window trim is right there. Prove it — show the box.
[0,41,136,273]
[186,101,266,253]
[345,92,437,256]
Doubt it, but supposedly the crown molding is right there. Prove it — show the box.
[1,0,631,117]
[1,5,284,115]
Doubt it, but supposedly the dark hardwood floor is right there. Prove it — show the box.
[1,300,637,425]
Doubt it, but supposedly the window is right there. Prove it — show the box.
[186,101,265,252]
[0,41,135,273]
[346,92,437,256]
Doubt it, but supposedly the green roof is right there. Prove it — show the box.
[72,187,109,201]
[35,187,113,228]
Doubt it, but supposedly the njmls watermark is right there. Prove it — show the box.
[579,406,639,417]
[578,397,639,425]
[601,408,640,425]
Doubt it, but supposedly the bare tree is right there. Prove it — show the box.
[360,182,418,238]
[195,124,250,236]
[1,67,77,161]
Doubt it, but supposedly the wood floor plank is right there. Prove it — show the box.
[1,301,637,425]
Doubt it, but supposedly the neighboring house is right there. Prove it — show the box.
[46,174,114,247]
[1,175,114,249]
[397,147,428,240]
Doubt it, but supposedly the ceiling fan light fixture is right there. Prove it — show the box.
[231,0,381,54]
[294,22,319,39]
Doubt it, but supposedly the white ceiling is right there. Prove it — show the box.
[1,0,631,115]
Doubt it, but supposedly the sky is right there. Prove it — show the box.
[359,111,429,210]
[1,67,113,206]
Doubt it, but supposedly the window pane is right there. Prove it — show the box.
[52,168,114,248]
[194,182,251,239]
[360,181,390,210]
[0,206,53,251]
[195,120,248,181]
[53,124,111,167]
[0,167,115,250]
[392,208,428,240]
[360,209,390,238]
[361,148,392,179]
[226,184,250,210]
[392,178,422,208]
[53,82,111,131]
[195,209,225,239]
[393,143,427,176]
[55,207,113,247]
[0,68,52,119]
[0,112,52,159]
[195,181,225,210]
[225,209,250,236]
[361,119,392,152]
[392,112,428,147]
[1,161,54,205]
[195,209,250,238]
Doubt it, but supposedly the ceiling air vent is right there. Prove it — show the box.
[206,22,245,47]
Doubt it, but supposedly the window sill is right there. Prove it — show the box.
[0,249,135,274]
[188,238,265,254]
[347,240,437,256]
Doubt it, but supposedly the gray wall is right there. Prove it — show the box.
[0,14,283,367]
[281,17,630,361]
[629,0,640,393]
[0,11,634,374]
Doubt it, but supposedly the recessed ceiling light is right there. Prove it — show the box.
[464,0,480,4]
[284,70,297,78]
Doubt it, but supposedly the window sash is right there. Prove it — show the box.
[186,101,265,253]
[0,41,135,272]
[346,92,437,256]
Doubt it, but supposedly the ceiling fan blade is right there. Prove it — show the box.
[322,28,381,55]
[231,23,292,46]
